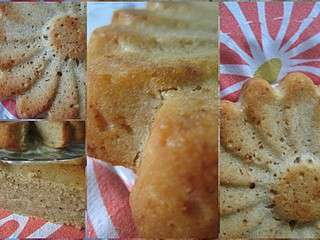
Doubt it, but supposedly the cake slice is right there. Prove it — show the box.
[35,121,72,148]
[0,161,86,228]
[0,122,29,151]
[69,121,85,144]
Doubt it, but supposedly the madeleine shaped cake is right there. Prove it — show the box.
[220,72,320,238]
[0,3,86,119]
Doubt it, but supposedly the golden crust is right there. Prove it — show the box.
[87,60,215,169]
[112,8,215,33]
[130,93,218,238]
[35,121,72,148]
[220,72,320,238]
[87,2,218,237]
[0,3,86,120]
[0,122,28,151]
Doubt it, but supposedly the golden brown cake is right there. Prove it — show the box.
[87,1,218,238]
[130,91,218,238]
[0,3,86,120]
[220,72,320,238]
[35,121,72,148]
[0,161,86,228]
[0,122,29,151]
[69,121,85,144]
[87,2,217,169]
[0,121,85,151]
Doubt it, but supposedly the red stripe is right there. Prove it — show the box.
[0,209,12,220]
[220,74,248,91]
[220,3,253,59]
[93,160,138,238]
[222,89,241,102]
[2,99,17,117]
[0,220,19,238]
[266,2,283,41]
[47,225,84,239]
[18,217,46,239]
[280,3,315,49]
[239,2,262,50]
[86,216,97,238]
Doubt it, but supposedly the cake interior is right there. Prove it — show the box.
[0,162,86,228]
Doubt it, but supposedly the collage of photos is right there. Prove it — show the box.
[0,1,319,239]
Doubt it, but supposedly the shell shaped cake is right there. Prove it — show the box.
[0,3,86,119]
[220,72,320,238]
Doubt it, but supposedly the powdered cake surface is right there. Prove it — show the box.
[220,72,320,238]
[0,3,86,120]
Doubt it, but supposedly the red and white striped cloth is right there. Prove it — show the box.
[0,210,83,239]
[1,1,320,238]
[220,1,320,102]
[86,157,137,238]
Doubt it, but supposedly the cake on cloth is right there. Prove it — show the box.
[87,1,218,238]
[0,161,86,228]
[0,3,86,119]
[220,72,320,238]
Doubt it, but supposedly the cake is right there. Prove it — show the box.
[35,121,72,148]
[69,121,85,144]
[0,121,84,151]
[0,3,86,119]
[87,2,217,169]
[0,122,29,151]
[0,161,86,228]
[87,2,218,238]
[130,90,218,238]
[220,72,320,238]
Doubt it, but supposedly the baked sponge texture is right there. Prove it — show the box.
[0,162,86,228]
[87,1,218,238]
[130,91,218,238]
[0,3,86,119]
[87,1,217,169]
[220,72,320,238]
[0,122,29,151]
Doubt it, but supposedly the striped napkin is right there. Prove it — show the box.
[0,210,83,239]
[220,1,320,102]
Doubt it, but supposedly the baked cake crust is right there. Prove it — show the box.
[0,122,28,151]
[0,3,86,120]
[87,2,217,170]
[220,72,320,238]
[87,2,218,237]
[130,91,218,238]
